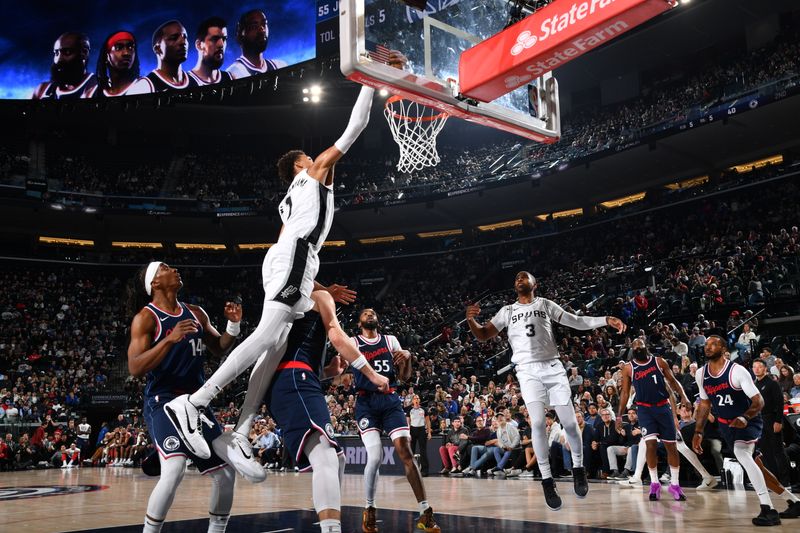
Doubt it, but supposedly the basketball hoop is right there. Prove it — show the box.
[383,96,449,173]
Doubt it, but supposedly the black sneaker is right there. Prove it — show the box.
[752,505,781,527]
[609,470,622,480]
[542,478,562,511]
[779,500,800,519]
[573,467,589,498]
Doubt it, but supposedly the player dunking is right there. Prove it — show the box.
[165,59,405,477]
[266,292,388,533]
[353,308,441,533]
[127,262,241,533]
[466,271,626,510]
[617,338,690,501]
[693,336,799,526]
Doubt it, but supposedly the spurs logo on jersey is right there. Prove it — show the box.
[490,298,565,364]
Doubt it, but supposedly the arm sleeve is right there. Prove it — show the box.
[333,86,375,154]
[489,306,509,332]
[546,300,607,330]
[730,365,760,398]
[386,335,402,352]
[696,371,708,400]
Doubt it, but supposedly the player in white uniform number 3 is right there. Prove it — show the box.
[466,271,626,510]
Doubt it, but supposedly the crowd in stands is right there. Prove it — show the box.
[0,168,799,480]
[2,28,796,211]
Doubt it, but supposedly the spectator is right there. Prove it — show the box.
[488,413,520,476]
[439,417,467,474]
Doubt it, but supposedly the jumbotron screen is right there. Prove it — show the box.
[0,0,316,99]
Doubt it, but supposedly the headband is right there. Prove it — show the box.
[144,262,161,296]
[108,31,135,48]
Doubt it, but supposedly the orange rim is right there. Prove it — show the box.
[384,95,448,122]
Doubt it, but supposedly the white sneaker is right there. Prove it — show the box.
[212,431,266,483]
[507,469,522,477]
[462,467,474,476]
[164,394,211,459]
[519,471,535,478]
[60,463,68,469]
[618,477,642,488]
[67,461,74,468]
[696,476,719,491]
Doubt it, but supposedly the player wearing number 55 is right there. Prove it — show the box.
[125,261,243,532]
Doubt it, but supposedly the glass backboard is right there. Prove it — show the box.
[340,0,561,143]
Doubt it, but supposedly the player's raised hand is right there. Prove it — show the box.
[606,316,627,334]
[327,284,357,305]
[692,433,704,455]
[387,50,408,69]
[224,301,242,322]
[465,304,481,320]
[166,319,199,343]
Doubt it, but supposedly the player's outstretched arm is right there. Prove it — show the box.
[127,311,197,377]
[615,363,632,423]
[311,290,389,392]
[547,300,626,333]
[313,280,357,305]
[465,304,500,342]
[307,52,406,185]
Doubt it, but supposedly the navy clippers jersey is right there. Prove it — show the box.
[630,357,669,404]
[280,311,328,376]
[143,302,205,398]
[701,360,755,420]
[353,334,399,392]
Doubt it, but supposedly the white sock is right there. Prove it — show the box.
[779,490,799,503]
[143,516,164,533]
[207,514,230,533]
[418,500,429,515]
[649,467,658,482]
[366,499,375,508]
[669,466,680,486]
[319,519,341,533]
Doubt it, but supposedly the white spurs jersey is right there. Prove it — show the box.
[490,298,607,365]
[276,169,334,253]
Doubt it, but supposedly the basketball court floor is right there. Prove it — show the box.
[0,468,793,532]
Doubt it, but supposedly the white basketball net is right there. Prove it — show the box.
[384,97,448,173]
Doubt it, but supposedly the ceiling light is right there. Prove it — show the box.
[310,85,322,96]
[303,96,309,102]
[379,88,389,97]
[311,95,320,103]
[302,88,309,94]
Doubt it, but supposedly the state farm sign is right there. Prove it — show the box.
[459,0,677,102]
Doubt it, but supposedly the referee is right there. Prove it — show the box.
[407,395,431,476]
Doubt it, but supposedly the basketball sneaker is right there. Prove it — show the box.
[542,478,562,510]
[164,394,211,459]
[212,431,266,483]
[752,505,781,526]
[696,476,719,491]
[668,484,686,501]
[573,467,589,498]
[649,482,662,501]
[362,506,378,533]
[416,507,441,532]
[778,500,800,519]
[618,477,642,488]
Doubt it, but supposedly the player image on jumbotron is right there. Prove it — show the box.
[140,20,197,93]
[88,31,150,98]
[31,32,97,100]
[226,9,287,79]
[188,17,234,86]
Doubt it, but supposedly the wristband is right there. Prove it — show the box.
[226,321,241,336]
[742,414,751,421]
[694,431,703,437]
[351,355,368,370]
[737,416,748,424]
